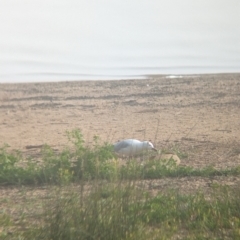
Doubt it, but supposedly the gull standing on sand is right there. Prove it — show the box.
[113,139,157,157]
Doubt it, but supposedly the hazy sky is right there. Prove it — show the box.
[0,0,239,81]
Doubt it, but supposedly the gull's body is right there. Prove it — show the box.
[113,139,157,157]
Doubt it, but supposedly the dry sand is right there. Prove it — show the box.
[1,73,240,169]
[1,73,240,223]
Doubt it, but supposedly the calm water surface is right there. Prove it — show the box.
[0,0,239,82]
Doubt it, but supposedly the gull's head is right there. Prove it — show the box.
[144,141,158,152]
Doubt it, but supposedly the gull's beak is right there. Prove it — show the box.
[152,148,158,152]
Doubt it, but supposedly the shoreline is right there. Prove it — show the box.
[1,72,240,84]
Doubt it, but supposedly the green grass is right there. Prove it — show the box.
[0,129,240,186]
[1,183,240,240]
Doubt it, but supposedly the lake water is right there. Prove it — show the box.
[0,0,239,82]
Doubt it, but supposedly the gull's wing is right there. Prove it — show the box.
[113,140,131,152]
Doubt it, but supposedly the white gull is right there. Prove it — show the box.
[113,139,157,157]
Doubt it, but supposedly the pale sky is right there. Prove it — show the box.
[0,0,239,81]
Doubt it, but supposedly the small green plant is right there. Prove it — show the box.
[0,144,27,184]
[67,130,116,180]
[0,144,19,169]
[40,145,73,184]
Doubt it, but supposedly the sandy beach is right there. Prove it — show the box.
[0,73,240,169]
